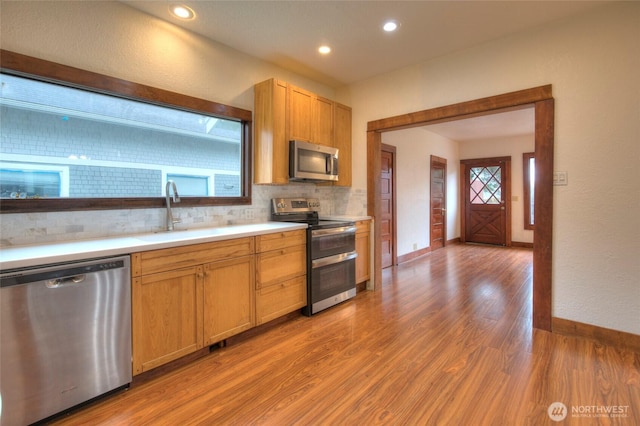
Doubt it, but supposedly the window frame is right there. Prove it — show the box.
[0,49,252,213]
[523,152,535,230]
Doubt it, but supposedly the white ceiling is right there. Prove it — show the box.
[121,0,609,140]
[424,107,535,141]
[122,0,611,87]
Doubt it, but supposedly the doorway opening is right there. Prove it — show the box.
[367,85,554,330]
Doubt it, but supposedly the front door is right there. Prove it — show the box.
[461,157,511,246]
[430,156,447,250]
[380,145,396,268]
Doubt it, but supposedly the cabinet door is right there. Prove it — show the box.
[333,102,352,187]
[287,85,315,142]
[132,267,203,375]
[203,256,255,345]
[355,222,370,284]
[254,78,288,184]
[313,96,334,146]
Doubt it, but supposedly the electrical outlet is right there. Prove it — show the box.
[413,243,417,250]
[553,171,568,186]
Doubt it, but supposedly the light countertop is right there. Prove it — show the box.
[0,222,308,270]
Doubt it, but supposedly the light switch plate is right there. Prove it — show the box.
[553,171,568,186]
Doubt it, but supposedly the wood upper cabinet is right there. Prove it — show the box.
[333,102,352,187]
[313,96,334,146]
[287,85,315,143]
[203,255,255,346]
[254,78,288,184]
[255,229,307,324]
[254,78,351,186]
[355,220,371,285]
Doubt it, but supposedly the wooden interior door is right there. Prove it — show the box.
[430,156,447,250]
[380,144,396,268]
[461,157,511,246]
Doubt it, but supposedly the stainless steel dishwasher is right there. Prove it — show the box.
[0,255,132,426]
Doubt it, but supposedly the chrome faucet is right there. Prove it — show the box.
[165,180,181,231]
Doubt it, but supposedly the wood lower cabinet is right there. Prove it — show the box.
[132,266,204,375]
[256,275,307,325]
[255,229,307,325]
[131,237,254,375]
[203,255,255,346]
[131,231,307,375]
[355,220,371,285]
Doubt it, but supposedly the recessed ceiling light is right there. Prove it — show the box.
[318,45,332,55]
[383,20,399,32]
[170,5,195,20]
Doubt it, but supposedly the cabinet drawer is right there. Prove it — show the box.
[256,229,306,253]
[256,244,306,288]
[256,275,307,325]
[133,237,254,276]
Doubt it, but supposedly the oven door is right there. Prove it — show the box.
[309,251,357,314]
[310,226,356,259]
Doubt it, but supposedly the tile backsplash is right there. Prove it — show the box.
[0,185,366,246]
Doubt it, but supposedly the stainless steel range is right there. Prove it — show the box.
[271,198,357,315]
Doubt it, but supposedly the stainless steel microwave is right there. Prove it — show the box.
[289,140,339,182]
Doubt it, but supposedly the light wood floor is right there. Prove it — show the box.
[52,243,639,425]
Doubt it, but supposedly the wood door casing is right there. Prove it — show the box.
[380,144,396,268]
[367,85,553,331]
[430,156,447,250]
[461,157,511,246]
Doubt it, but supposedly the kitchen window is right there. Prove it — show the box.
[0,50,252,213]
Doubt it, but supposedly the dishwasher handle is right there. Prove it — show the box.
[46,275,87,288]
[1,257,128,288]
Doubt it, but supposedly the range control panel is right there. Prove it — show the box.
[271,198,320,214]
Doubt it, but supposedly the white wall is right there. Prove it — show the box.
[1,1,638,335]
[342,2,640,334]
[459,134,535,244]
[382,128,460,257]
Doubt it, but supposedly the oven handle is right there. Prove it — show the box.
[312,251,357,269]
[311,226,356,237]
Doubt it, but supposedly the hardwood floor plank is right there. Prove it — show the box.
[49,244,639,425]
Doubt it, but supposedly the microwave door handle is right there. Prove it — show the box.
[326,155,332,175]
